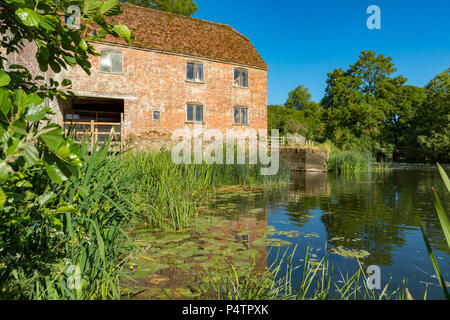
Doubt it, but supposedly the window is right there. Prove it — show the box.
[187,104,204,123]
[153,111,161,122]
[234,68,248,87]
[234,107,248,125]
[100,50,123,74]
[186,62,204,82]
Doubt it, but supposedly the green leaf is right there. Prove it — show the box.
[14,90,28,116]
[100,0,121,16]
[39,125,65,150]
[113,25,132,42]
[0,162,13,179]
[44,157,67,184]
[62,55,77,66]
[0,88,11,115]
[25,104,46,121]
[432,189,450,249]
[0,187,5,207]
[418,219,450,300]
[0,71,11,87]
[12,119,27,135]
[39,16,56,31]
[15,8,40,27]
[83,0,102,16]
[6,137,20,157]
[23,143,39,165]
[437,163,450,194]
[37,191,56,207]
[16,180,33,188]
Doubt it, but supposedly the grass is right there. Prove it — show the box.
[328,150,373,175]
[199,245,400,300]
[124,151,290,231]
[417,163,450,300]
[2,138,136,300]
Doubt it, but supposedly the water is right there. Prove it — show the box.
[127,168,450,300]
[261,169,450,299]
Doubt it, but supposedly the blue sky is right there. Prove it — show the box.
[193,0,450,104]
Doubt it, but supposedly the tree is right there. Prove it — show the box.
[322,50,409,153]
[126,0,198,16]
[408,69,450,162]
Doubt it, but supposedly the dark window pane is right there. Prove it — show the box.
[234,69,241,86]
[241,108,248,124]
[234,107,240,124]
[100,51,111,72]
[111,52,123,73]
[153,111,160,121]
[195,105,203,123]
[195,64,203,81]
[187,63,194,80]
[242,71,248,87]
[187,105,194,121]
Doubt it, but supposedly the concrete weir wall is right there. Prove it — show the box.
[280,147,330,172]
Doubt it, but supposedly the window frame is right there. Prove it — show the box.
[99,49,123,75]
[233,106,249,126]
[186,103,204,124]
[153,110,161,122]
[233,68,249,88]
[186,61,204,82]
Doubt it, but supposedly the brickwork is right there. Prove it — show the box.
[64,43,268,140]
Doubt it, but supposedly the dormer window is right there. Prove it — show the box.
[234,68,248,87]
[186,62,203,82]
[99,50,123,74]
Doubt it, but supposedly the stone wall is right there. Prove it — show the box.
[280,147,330,172]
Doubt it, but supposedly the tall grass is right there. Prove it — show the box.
[417,164,450,300]
[200,246,399,300]
[124,151,290,231]
[4,139,136,300]
[328,150,372,175]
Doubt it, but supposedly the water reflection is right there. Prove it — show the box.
[266,169,450,299]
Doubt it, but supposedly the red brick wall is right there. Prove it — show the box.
[65,43,268,139]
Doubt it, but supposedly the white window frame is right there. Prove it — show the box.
[233,106,249,125]
[186,62,204,82]
[186,104,204,124]
[234,68,249,88]
[99,49,123,74]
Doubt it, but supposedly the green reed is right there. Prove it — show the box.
[328,150,373,175]
[124,151,290,231]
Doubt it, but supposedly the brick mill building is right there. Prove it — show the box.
[49,4,268,144]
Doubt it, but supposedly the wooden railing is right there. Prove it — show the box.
[60,120,123,151]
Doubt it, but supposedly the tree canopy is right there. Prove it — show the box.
[126,0,198,16]
[268,51,449,162]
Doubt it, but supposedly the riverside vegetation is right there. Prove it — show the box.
[1,0,449,300]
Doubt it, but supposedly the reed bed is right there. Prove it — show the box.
[328,150,373,175]
[124,151,290,231]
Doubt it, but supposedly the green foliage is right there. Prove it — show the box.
[0,0,134,299]
[270,52,448,163]
[0,0,133,97]
[126,0,198,16]
[328,149,372,175]
[407,69,450,163]
[125,151,290,231]
[200,246,399,300]
[418,164,450,300]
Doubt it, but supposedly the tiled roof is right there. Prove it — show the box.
[100,4,268,69]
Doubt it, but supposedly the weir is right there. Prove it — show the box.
[280,147,330,172]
